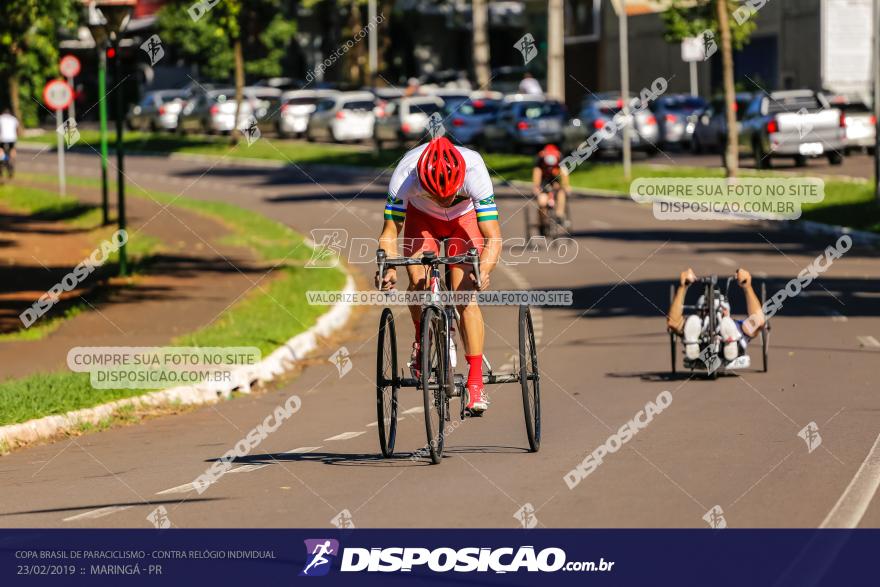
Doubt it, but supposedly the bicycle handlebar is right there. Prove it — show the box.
[376,248,481,290]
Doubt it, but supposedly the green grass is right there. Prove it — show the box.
[0,183,100,226]
[0,179,345,426]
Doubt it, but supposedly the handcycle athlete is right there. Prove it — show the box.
[375,136,502,414]
[667,267,766,368]
[531,144,571,234]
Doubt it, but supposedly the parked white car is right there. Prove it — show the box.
[275,89,339,138]
[306,92,376,142]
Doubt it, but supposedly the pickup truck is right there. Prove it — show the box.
[738,90,845,168]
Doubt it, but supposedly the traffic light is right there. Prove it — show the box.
[106,46,116,59]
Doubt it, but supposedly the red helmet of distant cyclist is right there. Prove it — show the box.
[417,137,466,200]
[540,144,561,167]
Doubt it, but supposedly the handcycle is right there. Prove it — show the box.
[524,184,571,242]
[375,246,540,464]
[668,275,771,379]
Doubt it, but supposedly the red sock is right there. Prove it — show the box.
[466,354,483,387]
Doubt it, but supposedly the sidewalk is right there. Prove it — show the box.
[0,178,265,381]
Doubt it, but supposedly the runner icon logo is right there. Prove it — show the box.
[301,539,340,577]
[798,421,822,453]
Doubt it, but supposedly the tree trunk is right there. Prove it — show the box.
[716,0,738,177]
[472,0,491,89]
[547,0,565,101]
[9,74,21,123]
[232,35,245,144]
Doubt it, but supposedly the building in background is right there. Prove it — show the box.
[598,0,875,101]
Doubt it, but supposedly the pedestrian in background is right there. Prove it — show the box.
[518,72,543,95]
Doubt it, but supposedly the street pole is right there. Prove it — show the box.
[547,0,566,101]
[66,76,77,121]
[98,47,110,225]
[874,0,880,201]
[615,0,632,181]
[113,39,128,276]
[55,109,66,197]
[368,0,377,84]
[690,61,698,96]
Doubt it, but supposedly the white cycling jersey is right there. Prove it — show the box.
[384,143,497,223]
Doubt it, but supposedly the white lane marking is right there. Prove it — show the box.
[820,433,880,528]
[324,431,366,441]
[284,446,322,454]
[63,506,133,522]
[156,482,198,495]
[366,421,378,428]
[718,256,737,267]
[830,311,848,322]
[402,406,424,415]
[227,464,268,474]
[857,336,880,348]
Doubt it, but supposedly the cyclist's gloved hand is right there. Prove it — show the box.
[376,267,397,291]
[736,268,751,288]
[680,268,697,287]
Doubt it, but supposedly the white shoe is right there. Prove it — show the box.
[719,316,742,361]
[683,315,702,360]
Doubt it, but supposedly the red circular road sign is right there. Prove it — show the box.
[60,54,81,78]
[43,79,74,111]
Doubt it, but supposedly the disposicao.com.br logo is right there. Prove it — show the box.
[302,543,613,575]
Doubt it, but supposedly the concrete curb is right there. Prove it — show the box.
[782,219,880,248]
[0,272,355,449]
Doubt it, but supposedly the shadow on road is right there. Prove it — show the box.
[225,445,530,469]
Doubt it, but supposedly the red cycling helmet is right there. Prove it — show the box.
[539,144,561,166]
[417,137,466,200]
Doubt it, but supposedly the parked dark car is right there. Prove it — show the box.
[691,93,752,154]
[443,98,502,145]
[481,97,567,152]
[650,94,708,148]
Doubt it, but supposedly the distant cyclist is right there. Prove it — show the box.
[0,108,18,178]
[376,136,502,414]
[667,267,765,363]
[531,144,570,232]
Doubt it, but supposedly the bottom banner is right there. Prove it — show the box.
[1,529,877,586]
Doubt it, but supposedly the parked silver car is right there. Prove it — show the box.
[177,88,256,134]
[738,90,845,168]
[127,90,187,131]
[306,92,376,143]
[272,89,340,138]
[373,95,444,148]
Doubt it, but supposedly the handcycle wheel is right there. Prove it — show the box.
[518,305,541,452]
[376,308,399,457]
[420,306,448,464]
[761,281,770,373]
[669,284,677,374]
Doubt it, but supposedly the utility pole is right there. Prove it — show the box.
[473,0,491,88]
[612,0,631,180]
[547,0,566,101]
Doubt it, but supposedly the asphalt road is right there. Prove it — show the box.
[2,149,879,529]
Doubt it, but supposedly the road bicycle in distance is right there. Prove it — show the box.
[375,246,540,464]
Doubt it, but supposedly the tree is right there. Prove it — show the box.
[0,0,78,126]
[662,0,757,177]
[157,0,297,142]
[472,0,490,89]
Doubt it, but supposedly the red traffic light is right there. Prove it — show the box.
[107,47,116,58]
